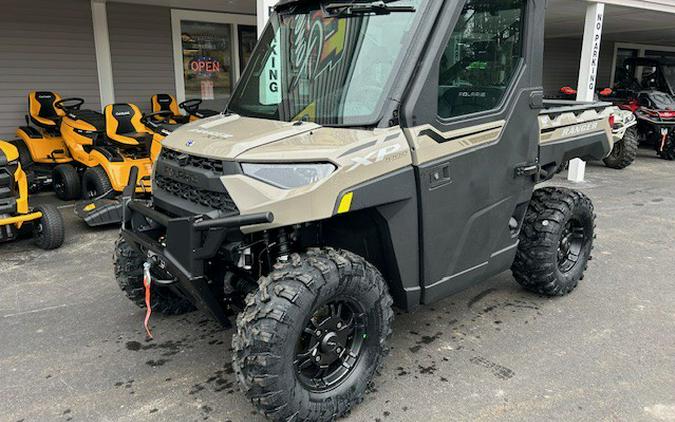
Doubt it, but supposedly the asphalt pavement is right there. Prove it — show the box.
[1,149,674,422]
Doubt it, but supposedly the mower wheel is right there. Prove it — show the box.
[113,236,195,315]
[53,164,81,200]
[32,204,65,250]
[233,248,394,421]
[512,187,595,296]
[82,166,114,199]
[604,126,638,169]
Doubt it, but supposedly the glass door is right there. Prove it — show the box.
[180,21,233,109]
[172,11,257,111]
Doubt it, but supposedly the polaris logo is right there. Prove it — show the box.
[164,167,197,184]
[561,121,599,137]
[458,91,487,98]
[188,128,233,140]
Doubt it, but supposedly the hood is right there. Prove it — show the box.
[161,114,392,163]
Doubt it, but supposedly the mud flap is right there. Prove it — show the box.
[74,199,124,227]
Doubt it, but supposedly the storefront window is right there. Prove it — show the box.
[180,21,233,105]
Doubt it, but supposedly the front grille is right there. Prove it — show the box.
[160,149,225,173]
[155,174,238,214]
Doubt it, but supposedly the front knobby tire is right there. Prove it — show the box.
[512,187,595,296]
[232,248,394,422]
[604,126,638,169]
[113,236,195,315]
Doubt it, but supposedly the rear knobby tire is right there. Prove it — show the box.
[53,164,81,200]
[113,235,195,315]
[603,126,638,169]
[32,204,65,250]
[82,166,114,199]
[232,248,394,422]
[512,187,595,296]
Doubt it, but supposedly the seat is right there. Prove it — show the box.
[151,94,188,123]
[28,91,66,130]
[104,104,153,148]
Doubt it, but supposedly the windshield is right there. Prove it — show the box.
[662,65,675,94]
[227,0,425,126]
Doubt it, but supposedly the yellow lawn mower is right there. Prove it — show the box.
[0,140,64,250]
[13,91,74,192]
[150,94,220,123]
[73,109,172,227]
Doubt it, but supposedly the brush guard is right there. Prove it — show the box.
[119,166,274,327]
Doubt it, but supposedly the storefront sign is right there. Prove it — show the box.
[189,56,222,75]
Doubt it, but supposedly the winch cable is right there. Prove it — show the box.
[143,262,154,339]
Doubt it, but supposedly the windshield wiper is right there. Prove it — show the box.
[324,1,416,17]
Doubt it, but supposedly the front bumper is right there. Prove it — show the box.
[120,197,273,327]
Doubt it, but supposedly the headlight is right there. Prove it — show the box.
[241,163,336,189]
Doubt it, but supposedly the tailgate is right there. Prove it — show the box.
[538,100,613,167]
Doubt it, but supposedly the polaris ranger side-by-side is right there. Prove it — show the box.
[115,0,613,420]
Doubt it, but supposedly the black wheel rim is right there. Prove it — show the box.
[557,219,586,273]
[53,175,65,197]
[84,180,97,199]
[33,220,44,242]
[294,300,367,392]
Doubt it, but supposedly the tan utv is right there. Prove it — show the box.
[115,0,613,420]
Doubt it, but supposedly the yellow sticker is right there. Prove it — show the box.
[337,192,353,214]
[83,203,96,212]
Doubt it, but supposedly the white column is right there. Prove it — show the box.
[569,2,605,183]
[91,0,115,109]
[256,0,277,37]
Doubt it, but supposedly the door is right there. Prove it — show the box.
[171,11,257,110]
[401,0,544,303]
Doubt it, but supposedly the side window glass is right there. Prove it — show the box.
[438,0,526,119]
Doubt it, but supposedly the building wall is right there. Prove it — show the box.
[107,2,176,113]
[0,0,101,140]
[543,37,616,97]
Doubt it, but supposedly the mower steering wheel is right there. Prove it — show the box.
[55,97,85,111]
[179,99,203,115]
[141,111,173,127]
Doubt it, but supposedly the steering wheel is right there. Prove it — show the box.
[55,97,85,111]
[141,111,173,126]
[179,99,203,115]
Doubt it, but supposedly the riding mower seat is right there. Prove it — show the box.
[28,91,66,131]
[105,104,154,150]
[151,94,189,124]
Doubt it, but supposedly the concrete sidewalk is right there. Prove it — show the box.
[1,150,674,422]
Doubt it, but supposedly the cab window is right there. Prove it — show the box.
[438,0,526,119]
